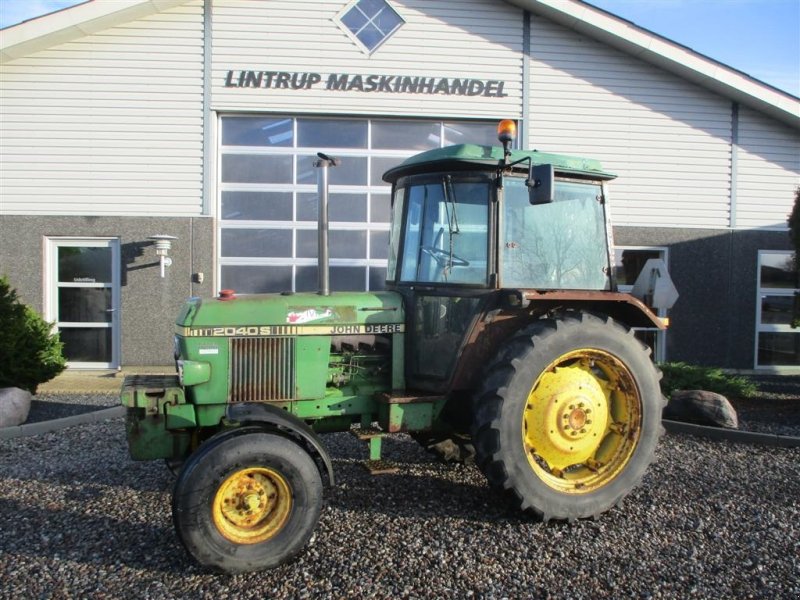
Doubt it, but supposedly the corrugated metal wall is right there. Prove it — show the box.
[736,106,800,230]
[0,0,797,229]
[528,16,735,229]
[0,1,205,216]
[211,0,523,118]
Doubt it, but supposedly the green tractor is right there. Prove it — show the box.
[122,120,676,573]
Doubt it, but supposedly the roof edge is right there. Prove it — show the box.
[508,0,800,130]
[1,0,192,64]
[382,144,615,183]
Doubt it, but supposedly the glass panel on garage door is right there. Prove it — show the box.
[218,116,501,294]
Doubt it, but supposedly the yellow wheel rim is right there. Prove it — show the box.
[212,467,292,544]
[522,349,642,494]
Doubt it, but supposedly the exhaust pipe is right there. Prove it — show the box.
[313,153,340,296]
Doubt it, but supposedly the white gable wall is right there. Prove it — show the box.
[211,0,523,118]
[1,0,797,226]
[528,16,734,229]
[0,1,205,217]
[736,106,800,230]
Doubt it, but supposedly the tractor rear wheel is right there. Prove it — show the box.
[172,426,323,573]
[472,311,663,521]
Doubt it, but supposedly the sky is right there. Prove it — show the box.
[0,0,798,96]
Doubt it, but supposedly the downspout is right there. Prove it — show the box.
[200,0,214,296]
[521,10,531,148]
[730,102,739,229]
[725,102,740,368]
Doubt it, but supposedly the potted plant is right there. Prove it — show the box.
[0,276,66,427]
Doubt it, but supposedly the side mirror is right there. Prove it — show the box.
[527,164,554,205]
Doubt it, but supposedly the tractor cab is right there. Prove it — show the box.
[384,129,615,292]
[382,121,636,393]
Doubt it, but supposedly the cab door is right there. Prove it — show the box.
[389,173,495,392]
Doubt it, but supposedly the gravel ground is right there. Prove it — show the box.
[1,389,799,599]
[729,376,800,437]
[25,393,117,423]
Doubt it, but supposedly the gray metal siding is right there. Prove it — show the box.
[736,106,800,230]
[528,16,733,228]
[0,2,205,217]
[211,0,524,118]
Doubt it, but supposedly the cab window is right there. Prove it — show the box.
[501,177,610,290]
[398,177,490,285]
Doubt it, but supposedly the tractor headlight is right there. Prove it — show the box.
[177,360,211,387]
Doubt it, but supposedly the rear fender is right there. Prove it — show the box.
[451,292,664,391]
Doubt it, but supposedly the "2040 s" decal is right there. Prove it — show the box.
[176,323,404,337]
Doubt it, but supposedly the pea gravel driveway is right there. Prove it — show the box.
[1,392,798,599]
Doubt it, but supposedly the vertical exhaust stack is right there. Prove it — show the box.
[313,153,340,296]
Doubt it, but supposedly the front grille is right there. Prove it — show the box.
[229,337,295,402]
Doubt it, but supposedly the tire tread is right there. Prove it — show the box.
[471,310,663,522]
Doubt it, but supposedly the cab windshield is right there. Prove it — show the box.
[394,176,490,285]
[501,177,610,290]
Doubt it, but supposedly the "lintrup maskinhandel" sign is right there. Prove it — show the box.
[224,70,508,97]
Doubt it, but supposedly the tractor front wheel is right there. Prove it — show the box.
[472,311,663,521]
[172,426,323,573]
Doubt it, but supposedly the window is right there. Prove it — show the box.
[218,116,501,294]
[756,251,800,369]
[336,0,404,54]
[398,177,490,285]
[612,247,669,362]
[502,178,609,290]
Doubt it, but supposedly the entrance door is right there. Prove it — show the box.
[47,238,120,368]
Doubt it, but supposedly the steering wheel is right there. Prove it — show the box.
[421,246,470,267]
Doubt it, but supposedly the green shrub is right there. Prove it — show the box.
[658,362,756,399]
[0,276,66,394]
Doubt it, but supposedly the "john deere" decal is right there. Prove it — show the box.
[176,323,405,338]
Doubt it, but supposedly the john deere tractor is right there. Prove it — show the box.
[122,120,676,573]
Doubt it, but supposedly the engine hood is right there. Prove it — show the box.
[176,291,404,333]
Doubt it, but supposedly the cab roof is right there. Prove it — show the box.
[382,144,615,183]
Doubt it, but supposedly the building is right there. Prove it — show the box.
[1,0,798,371]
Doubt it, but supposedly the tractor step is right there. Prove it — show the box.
[350,427,399,473]
[375,392,445,433]
[364,460,400,475]
[351,426,384,441]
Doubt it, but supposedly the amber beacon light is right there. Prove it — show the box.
[497,119,517,143]
[497,119,517,161]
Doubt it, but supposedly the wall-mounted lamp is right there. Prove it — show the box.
[148,235,178,278]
